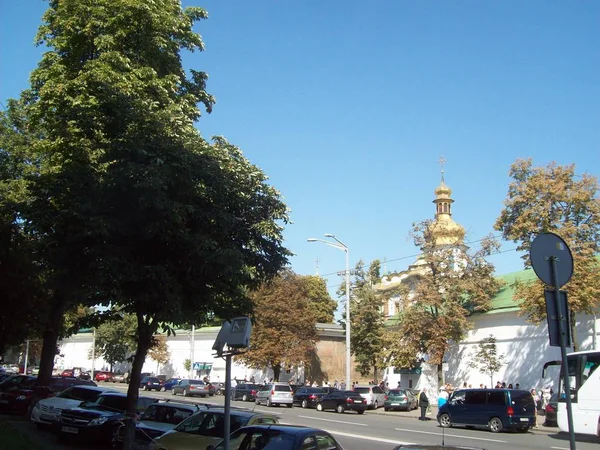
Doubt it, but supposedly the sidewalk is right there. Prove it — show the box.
[368,405,559,434]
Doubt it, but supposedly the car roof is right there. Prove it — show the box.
[240,424,330,435]
[149,402,200,411]
[354,384,377,388]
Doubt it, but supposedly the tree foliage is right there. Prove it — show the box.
[348,260,387,381]
[148,336,171,373]
[3,2,290,448]
[495,159,600,349]
[468,334,505,387]
[237,270,319,381]
[385,222,502,385]
[91,313,137,371]
[303,275,337,323]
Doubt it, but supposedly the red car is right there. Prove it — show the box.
[95,371,114,382]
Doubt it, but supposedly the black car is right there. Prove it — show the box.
[58,392,155,444]
[232,383,262,402]
[209,424,344,450]
[140,376,162,391]
[316,390,367,414]
[292,387,326,408]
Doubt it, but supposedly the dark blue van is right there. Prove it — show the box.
[437,389,536,433]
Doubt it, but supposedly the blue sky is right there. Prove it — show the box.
[1,1,598,297]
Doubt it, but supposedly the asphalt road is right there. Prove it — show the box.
[105,382,600,450]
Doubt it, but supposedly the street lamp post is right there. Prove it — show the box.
[307,234,351,389]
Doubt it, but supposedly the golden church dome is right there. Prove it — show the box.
[429,171,465,246]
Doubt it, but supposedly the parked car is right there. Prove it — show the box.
[150,408,279,450]
[95,371,114,382]
[255,382,294,407]
[232,383,262,402]
[58,392,155,445]
[353,384,387,410]
[1,364,20,374]
[384,388,418,411]
[115,401,204,447]
[171,379,210,397]
[407,388,421,406]
[112,373,127,383]
[292,387,326,409]
[208,424,345,450]
[161,378,181,392]
[316,390,367,414]
[31,385,115,426]
[544,393,558,427]
[0,376,37,414]
[437,388,536,433]
[140,376,162,391]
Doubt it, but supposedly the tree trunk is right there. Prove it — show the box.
[374,363,379,384]
[437,363,443,392]
[37,302,65,386]
[122,315,154,450]
[272,364,281,382]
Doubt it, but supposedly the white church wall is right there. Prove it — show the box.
[445,310,598,391]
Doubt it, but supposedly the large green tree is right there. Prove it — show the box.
[90,313,137,372]
[348,260,387,383]
[495,159,600,350]
[4,2,290,448]
[237,270,319,382]
[385,223,502,386]
[468,334,506,387]
[303,275,337,323]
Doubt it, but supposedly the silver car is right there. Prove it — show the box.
[354,384,387,409]
[171,379,210,397]
[255,383,293,407]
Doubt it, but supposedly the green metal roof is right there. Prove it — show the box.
[485,268,537,314]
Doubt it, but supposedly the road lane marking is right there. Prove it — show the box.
[325,430,413,446]
[298,415,368,426]
[394,428,507,443]
[551,447,570,450]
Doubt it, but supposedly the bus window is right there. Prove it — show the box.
[581,354,600,385]
[560,357,578,402]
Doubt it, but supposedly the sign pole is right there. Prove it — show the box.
[224,353,232,450]
[550,256,576,450]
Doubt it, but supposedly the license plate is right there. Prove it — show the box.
[520,418,528,422]
[391,403,399,405]
[354,400,363,403]
[40,414,54,421]
[61,426,79,434]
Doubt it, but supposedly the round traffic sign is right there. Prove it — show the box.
[530,232,573,288]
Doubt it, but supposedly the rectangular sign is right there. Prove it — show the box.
[545,289,572,348]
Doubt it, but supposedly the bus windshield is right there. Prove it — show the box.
[559,353,600,402]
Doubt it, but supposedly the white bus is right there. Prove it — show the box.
[543,350,600,437]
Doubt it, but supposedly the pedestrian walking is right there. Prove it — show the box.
[531,388,540,427]
[419,388,430,421]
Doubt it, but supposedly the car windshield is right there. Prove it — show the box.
[354,387,370,394]
[174,412,248,436]
[141,405,194,424]
[147,377,159,382]
[57,387,103,402]
[511,390,535,407]
[189,380,205,385]
[89,395,127,412]
[274,385,291,392]
[388,390,403,395]
[214,429,293,450]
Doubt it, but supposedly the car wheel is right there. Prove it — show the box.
[438,413,452,428]
[183,389,188,397]
[372,400,378,410]
[302,399,308,408]
[286,403,293,408]
[357,410,365,415]
[172,389,176,395]
[316,403,323,411]
[336,404,345,414]
[267,398,272,407]
[488,417,503,433]
[160,387,165,392]
[242,394,248,402]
